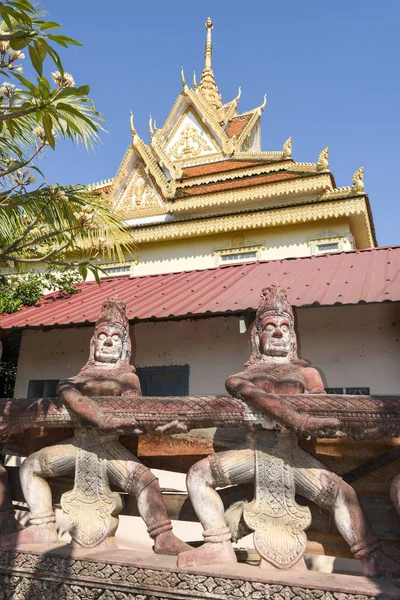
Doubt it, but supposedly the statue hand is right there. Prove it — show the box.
[102,413,143,433]
[296,415,342,438]
[155,420,188,435]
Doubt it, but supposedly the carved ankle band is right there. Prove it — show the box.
[203,527,232,543]
[148,519,172,539]
[351,538,380,559]
[30,512,56,526]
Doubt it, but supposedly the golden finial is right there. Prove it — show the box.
[180,66,188,92]
[282,136,292,159]
[149,114,154,138]
[204,17,213,69]
[130,110,137,145]
[317,146,329,171]
[352,166,364,192]
[257,94,267,116]
[235,86,242,103]
[193,71,198,88]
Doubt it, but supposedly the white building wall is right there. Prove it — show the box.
[14,303,400,397]
[90,220,353,280]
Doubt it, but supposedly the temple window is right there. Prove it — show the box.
[308,231,355,256]
[136,365,189,396]
[316,242,339,253]
[103,265,131,276]
[214,239,264,266]
[28,379,59,398]
[220,251,258,263]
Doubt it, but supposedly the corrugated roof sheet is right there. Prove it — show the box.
[1,246,399,330]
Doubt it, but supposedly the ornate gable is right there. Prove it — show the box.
[114,156,165,218]
[164,107,221,163]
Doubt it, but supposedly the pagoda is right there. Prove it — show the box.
[92,18,376,277]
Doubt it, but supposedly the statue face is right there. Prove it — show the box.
[259,315,293,357]
[94,325,124,364]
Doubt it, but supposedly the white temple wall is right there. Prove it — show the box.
[128,218,352,277]
[13,302,400,397]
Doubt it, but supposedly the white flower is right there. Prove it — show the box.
[0,82,15,98]
[11,50,24,60]
[0,39,10,52]
[51,71,75,88]
[33,126,44,137]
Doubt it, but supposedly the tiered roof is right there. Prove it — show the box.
[91,18,376,249]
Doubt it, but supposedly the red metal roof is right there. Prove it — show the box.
[1,246,399,330]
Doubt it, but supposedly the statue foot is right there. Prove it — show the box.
[177,541,237,568]
[0,523,58,548]
[361,550,400,579]
[153,530,192,556]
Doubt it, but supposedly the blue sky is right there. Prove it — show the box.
[39,0,399,246]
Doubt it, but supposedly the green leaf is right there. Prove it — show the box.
[28,43,42,76]
[9,38,30,50]
[42,112,55,149]
[78,264,88,280]
[46,45,63,75]
[46,34,82,47]
[37,21,62,31]
[74,84,90,96]
[30,164,46,179]
[34,39,47,63]
[38,76,50,99]
[12,72,37,94]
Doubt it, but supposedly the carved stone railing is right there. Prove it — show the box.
[1,393,400,441]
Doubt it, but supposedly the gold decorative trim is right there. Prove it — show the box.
[154,92,185,142]
[169,173,333,213]
[87,178,114,192]
[119,205,168,220]
[288,162,319,172]
[319,187,364,200]
[233,151,283,160]
[130,125,176,199]
[131,197,372,246]
[150,137,182,180]
[109,146,134,197]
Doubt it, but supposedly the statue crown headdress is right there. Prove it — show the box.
[95,298,129,332]
[256,283,293,325]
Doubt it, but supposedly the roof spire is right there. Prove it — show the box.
[199,17,222,110]
[204,16,213,69]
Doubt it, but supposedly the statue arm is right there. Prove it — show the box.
[57,380,109,427]
[225,375,339,436]
[226,375,309,430]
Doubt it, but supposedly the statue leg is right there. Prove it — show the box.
[0,463,21,536]
[106,440,191,556]
[178,448,254,568]
[293,446,400,578]
[0,439,77,547]
[391,474,400,517]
